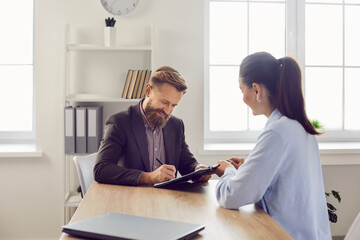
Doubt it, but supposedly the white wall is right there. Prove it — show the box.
[0,0,358,239]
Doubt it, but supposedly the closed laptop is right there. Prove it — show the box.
[62,212,205,240]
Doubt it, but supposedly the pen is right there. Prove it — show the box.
[156,158,163,165]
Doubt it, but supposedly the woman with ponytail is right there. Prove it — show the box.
[215,52,331,239]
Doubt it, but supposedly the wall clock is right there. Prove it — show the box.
[100,0,139,16]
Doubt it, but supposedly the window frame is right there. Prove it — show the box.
[204,0,360,144]
[0,0,35,141]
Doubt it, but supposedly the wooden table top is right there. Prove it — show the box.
[60,180,291,240]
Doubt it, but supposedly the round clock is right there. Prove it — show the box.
[100,0,139,16]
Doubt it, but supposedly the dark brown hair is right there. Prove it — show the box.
[149,66,187,93]
[239,52,320,135]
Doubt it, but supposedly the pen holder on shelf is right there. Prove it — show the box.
[104,27,116,47]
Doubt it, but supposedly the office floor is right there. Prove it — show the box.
[333,236,345,240]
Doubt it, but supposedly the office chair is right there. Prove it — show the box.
[345,212,360,240]
[73,153,97,197]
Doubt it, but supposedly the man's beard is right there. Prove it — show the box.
[144,101,170,128]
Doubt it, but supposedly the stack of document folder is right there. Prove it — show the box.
[64,106,103,154]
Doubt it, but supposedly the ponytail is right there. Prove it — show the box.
[239,52,321,135]
[276,57,320,135]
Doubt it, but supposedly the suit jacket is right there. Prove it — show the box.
[94,101,199,186]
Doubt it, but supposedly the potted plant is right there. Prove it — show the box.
[104,17,116,47]
[326,190,341,223]
[311,119,324,130]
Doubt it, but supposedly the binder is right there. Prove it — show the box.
[132,70,143,99]
[87,106,103,153]
[126,70,139,99]
[122,70,133,98]
[64,106,76,154]
[135,70,146,99]
[75,106,87,153]
[140,70,152,98]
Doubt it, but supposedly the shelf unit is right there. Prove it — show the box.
[66,94,140,103]
[64,43,153,105]
[63,24,153,223]
[67,44,152,51]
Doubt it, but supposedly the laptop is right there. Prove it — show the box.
[62,212,205,240]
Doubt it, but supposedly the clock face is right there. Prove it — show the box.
[101,0,139,16]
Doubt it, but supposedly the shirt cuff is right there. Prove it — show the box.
[137,172,144,185]
[224,166,237,176]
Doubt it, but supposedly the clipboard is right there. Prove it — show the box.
[154,164,219,188]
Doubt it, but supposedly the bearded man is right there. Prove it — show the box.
[94,66,210,186]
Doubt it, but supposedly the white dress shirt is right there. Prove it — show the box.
[216,109,331,240]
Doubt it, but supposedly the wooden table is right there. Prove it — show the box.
[60,180,291,239]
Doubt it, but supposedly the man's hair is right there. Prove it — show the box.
[149,66,187,93]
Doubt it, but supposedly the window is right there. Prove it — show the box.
[0,0,34,140]
[304,0,360,140]
[205,0,360,143]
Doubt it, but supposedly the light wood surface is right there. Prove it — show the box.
[60,180,292,239]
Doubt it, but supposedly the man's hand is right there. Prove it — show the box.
[139,165,176,185]
[193,164,212,182]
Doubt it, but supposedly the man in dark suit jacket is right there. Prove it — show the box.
[94,66,210,186]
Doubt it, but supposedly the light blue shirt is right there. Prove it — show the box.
[216,109,331,240]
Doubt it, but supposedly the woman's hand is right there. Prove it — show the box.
[215,160,232,177]
[227,157,245,170]
[215,158,245,177]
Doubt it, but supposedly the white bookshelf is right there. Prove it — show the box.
[63,24,153,223]
[65,192,82,208]
[67,44,152,51]
[65,94,140,103]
